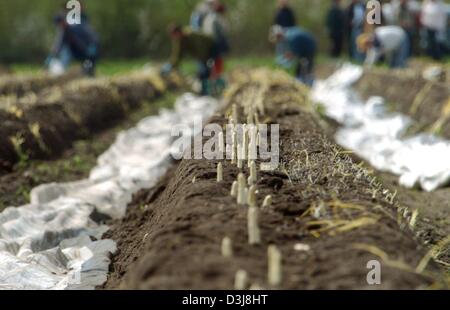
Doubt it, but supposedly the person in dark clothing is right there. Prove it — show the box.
[202,3,230,93]
[326,0,346,57]
[274,0,297,28]
[396,0,416,56]
[48,13,99,76]
[270,25,317,86]
[346,0,366,61]
[162,25,218,96]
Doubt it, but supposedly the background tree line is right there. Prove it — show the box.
[0,0,330,63]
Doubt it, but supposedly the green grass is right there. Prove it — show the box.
[11,59,154,77]
[7,54,350,79]
[10,54,449,80]
[96,59,153,76]
[9,56,278,77]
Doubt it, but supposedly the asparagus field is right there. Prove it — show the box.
[0,64,448,290]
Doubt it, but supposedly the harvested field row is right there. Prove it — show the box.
[0,70,183,174]
[355,68,450,138]
[104,69,446,290]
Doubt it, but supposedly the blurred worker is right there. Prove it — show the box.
[48,9,99,76]
[162,25,217,96]
[346,0,366,62]
[190,0,216,31]
[269,25,317,86]
[326,0,346,57]
[357,25,410,68]
[202,2,230,92]
[421,0,448,60]
[274,0,297,28]
[394,0,417,56]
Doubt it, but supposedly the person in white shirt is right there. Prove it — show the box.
[357,25,410,68]
[421,0,447,60]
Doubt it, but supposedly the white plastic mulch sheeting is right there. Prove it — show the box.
[0,93,219,290]
[312,64,450,192]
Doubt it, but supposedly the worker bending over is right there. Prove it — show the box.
[270,25,317,86]
[162,25,218,96]
[357,25,410,68]
[48,13,99,76]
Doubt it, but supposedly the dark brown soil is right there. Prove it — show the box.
[104,69,445,290]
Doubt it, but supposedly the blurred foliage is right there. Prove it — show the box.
[0,0,333,63]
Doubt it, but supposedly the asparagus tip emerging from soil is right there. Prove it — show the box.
[231,181,238,197]
[242,129,248,161]
[221,237,233,258]
[237,144,244,169]
[247,113,253,125]
[217,162,223,182]
[234,269,248,290]
[247,185,257,208]
[268,245,282,287]
[248,206,261,245]
[237,173,247,205]
[248,161,257,185]
[249,283,264,290]
[262,195,272,208]
[231,132,237,165]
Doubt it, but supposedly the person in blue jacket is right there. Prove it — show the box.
[48,11,99,76]
[269,25,317,86]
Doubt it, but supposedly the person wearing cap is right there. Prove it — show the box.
[357,25,410,68]
[162,25,217,96]
[269,25,317,86]
[48,9,99,76]
[274,0,297,28]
